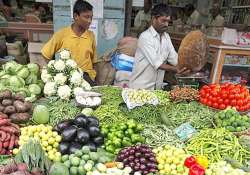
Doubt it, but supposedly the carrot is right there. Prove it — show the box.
[0,130,6,142]
[10,123,20,132]
[105,162,118,168]
[8,135,15,150]
[0,148,6,155]
[0,112,8,119]
[4,132,11,141]
[0,141,2,152]
[0,119,11,126]
[0,126,19,134]
[3,141,9,148]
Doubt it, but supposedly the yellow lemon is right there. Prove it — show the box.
[52,131,58,137]
[48,138,55,144]
[42,141,48,147]
[55,135,62,142]
[53,142,59,148]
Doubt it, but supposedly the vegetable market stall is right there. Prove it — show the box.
[0,49,249,175]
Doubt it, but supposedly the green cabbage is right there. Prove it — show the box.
[10,76,25,88]
[28,84,41,95]
[0,71,6,78]
[17,67,30,79]
[25,73,38,85]
[27,63,39,75]
[37,80,44,89]
[3,61,23,75]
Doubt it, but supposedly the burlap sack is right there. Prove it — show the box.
[117,37,138,57]
[177,30,208,72]
[95,49,116,86]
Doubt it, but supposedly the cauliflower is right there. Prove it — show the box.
[54,59,66,71]
[70,71,83,86]
[59,49,71,60]
[73,87,83,96]
[82,79,92,90]
[57,85,71,100]
[44,82,57,96]
[66,59,77,69]
[47,60,55,69]
[41,69,52,83]
[54,73,67,85]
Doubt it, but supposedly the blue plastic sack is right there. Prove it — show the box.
[111,52,134,72]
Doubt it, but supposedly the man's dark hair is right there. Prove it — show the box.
[185,4,194,13]
[151,3,172,17]
[73,0,93,15]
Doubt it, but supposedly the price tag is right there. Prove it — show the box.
[174,123,197,142]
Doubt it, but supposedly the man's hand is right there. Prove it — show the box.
[177,67,191,75]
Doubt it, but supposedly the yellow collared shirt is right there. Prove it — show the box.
[41,26,97,80]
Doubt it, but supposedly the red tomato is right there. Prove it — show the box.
[207,101,212,107]
[218,98,223,104]
[228,94,235,100]
[224,99,230,105]
[237,99,243,106]
[199,90,206,97]
[221,93,228,99]
[235,106,240,111]
[203,98,208,104]
[239,106,244,112]
[231,99,237,106]
[212,103,219,109]
[212,97,217,102]
[202,85,209,89]
[219,104,226,110]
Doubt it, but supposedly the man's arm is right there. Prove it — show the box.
[41,31,61,60]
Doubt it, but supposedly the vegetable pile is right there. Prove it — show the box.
[15,139,51,174]
[142,124,183,148]
[170,86,199,102]
[0,90,33,124]
[0,113,20,155]
[60,146,116,175]
[117,144,158,175]
[154,145,189,175]
[101,120,145,154]
[215,108,250,132]
[46,99,81,126]
[161,101,215,129]
[15,125,62,162]
[206,161,249,175]
[0,61,43,102]
[0,162,32,175]
[186,128,250,164]
[55,114,104,154]
[41,49,91,100]
[199,83,250,112]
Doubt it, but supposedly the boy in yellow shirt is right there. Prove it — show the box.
[41,0,97,84]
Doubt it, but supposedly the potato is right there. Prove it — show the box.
[0,90,12,99]
[9,113,31,123]
[23,101,32,112]
[2,99,13,106]
[0,104,4,112]
[14,94,25,102]
[13,101,27,113]
[3,106,16,114]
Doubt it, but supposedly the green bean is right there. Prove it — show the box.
[142,124,184,148]
[186,128,250,165]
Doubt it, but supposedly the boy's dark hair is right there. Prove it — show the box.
[151,3,172,17]
[185,4,195,13]
[73,0,93,15]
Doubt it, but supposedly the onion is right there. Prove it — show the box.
[128,155,135,161]
[135,152,141,157]
[129,162,135,168]
[134,158,140,163]
[129,149,135,155]
[134,166,140,171]
[140,164,146,170]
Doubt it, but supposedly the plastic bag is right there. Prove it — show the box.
[122,89,159,110]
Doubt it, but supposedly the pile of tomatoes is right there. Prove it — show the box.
[199,83,250,112]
